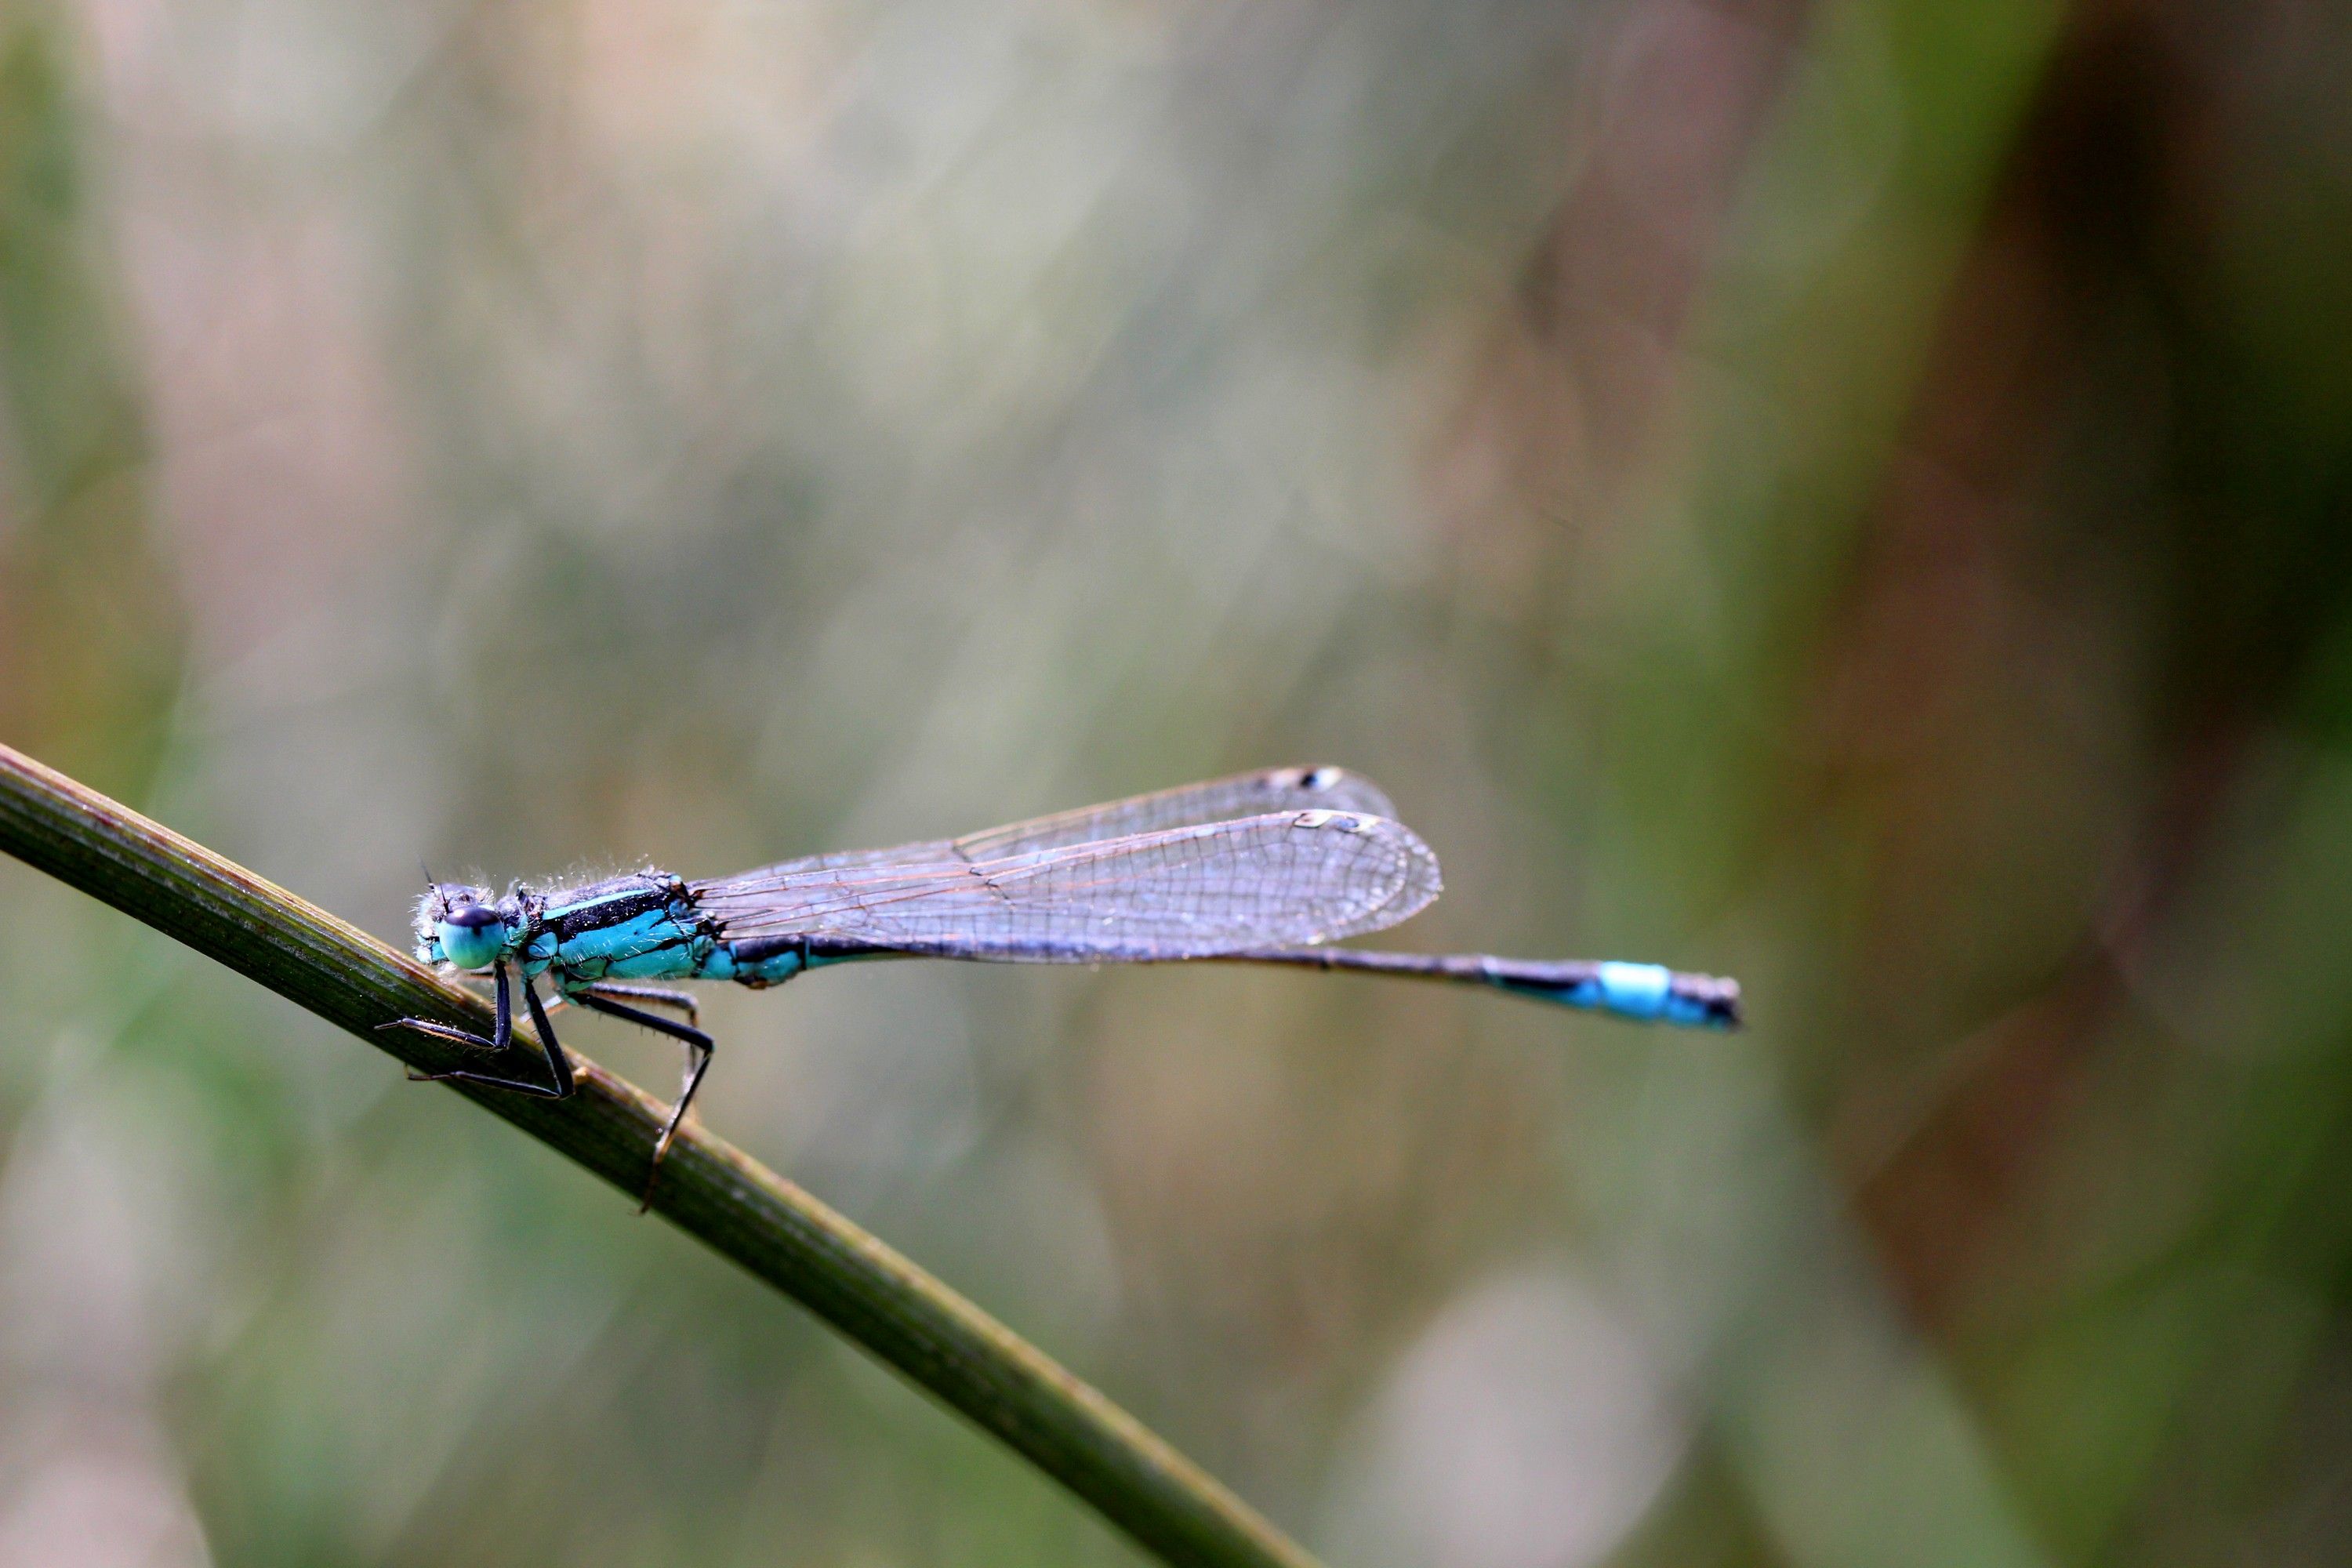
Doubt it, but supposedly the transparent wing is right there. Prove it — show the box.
[691,809,1441,961]
[753,767,1397,876]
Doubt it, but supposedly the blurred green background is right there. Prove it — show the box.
[5,0,2352,1563]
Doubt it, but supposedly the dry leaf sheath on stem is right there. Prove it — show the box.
[0,742,1319,1568]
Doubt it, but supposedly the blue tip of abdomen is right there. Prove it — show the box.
[1593,960,1673,1018]
[1500,960,1742,1029]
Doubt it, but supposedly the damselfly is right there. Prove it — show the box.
[386,767,1739,1197]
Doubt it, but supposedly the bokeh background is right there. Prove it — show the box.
[4,0,2351,1563]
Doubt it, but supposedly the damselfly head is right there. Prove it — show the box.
[412,882,507,971]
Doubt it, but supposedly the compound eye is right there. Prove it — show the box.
[434,898,506,971]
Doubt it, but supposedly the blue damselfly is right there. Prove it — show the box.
[386,767,1739,1198]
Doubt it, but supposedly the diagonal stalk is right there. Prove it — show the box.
[0,742,1318,1568]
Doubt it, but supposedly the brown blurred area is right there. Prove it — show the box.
[5,0,2352,1563]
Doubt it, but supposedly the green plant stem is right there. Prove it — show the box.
[0,742,1318,1568]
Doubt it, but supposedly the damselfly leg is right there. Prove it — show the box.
[380,956,514,1053]
[378,961,578,1100]
[573,991,714,1207]
[581,982,699,1025]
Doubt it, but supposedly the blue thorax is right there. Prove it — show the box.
[412,873,813,993]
